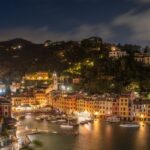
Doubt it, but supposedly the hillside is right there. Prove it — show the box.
[0,37,149,93]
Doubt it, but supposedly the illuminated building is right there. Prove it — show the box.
[11,95,36,106]
[72,78,81,84]
[52,72,58,90]
[0,83,6,96]
[133,99,150,122]
[12,90,48,109]
[10,82,21,93]
[24,72,49,81]
[109,47,128,59]
[93,97,115,117]
[118,95,132,120]
[52,94,77,113]
[34,91,47,106]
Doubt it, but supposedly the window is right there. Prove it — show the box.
[5,112,8,116]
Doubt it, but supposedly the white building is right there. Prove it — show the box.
[134,53,150,65]
[109,46,128,59]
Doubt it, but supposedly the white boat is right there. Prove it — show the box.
[106,116,120,123]
[120,122,140,128]
[57,119,66,123]
[60,119,74,129]
[35,117,41,121]
[51,131,58,134]
[51,120,57,123]
[60,124,73,129]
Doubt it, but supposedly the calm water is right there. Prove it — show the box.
[18,114,150,150]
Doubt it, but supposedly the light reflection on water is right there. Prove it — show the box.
[18,115,150,150]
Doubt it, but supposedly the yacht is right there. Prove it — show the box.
[120,122,140,128]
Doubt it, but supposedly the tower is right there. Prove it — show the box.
[52,72,58,90]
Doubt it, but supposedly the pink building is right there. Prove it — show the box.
[0,99,11,118]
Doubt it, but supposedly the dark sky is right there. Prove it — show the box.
[0,0,150,45]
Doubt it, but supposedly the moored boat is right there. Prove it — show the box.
[60,124,74,129]
[51,120,57,123]
[35,117,41,121]
[57,119,66,123]
[106,116,120,123]
[120,122,140,128]
[80,120,89,125]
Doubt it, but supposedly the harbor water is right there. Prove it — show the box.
[16,114,150,150]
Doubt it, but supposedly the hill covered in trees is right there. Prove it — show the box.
[0,37,150,94]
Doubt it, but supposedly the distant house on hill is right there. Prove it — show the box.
[134,53,150,65]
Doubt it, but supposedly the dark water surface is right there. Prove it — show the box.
[19,115,150,150]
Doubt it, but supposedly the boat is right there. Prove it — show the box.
[57,119,66,123]
[120,122,140,128]
[51,131,58,134]
[106,116,120,123]
[60,124,74,129]
[51,120,57,123]
[46,116,52,121]
[80,120,89,125]
[40,115,48,120]
[70,122,79,126]
[60,119,74,129]
[35,117,41,121]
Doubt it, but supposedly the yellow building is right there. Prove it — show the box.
[118,95,131,120]
[50,92,144,121]
[77,99,85,112]
[24,72,49,81]
[12,95,36,106]
[34,91,47,106]
[93,97,114,117]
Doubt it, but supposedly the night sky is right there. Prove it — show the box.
[0,0,150,45]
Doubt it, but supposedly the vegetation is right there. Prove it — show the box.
[0,37,150,94]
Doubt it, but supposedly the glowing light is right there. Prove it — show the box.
[18,45,22,49]
[107,111,111,115]
[61,85,66,90]
[94,111,99,116]
[67,86,72,91]
[84,124,92,131]
[111,46,116,51]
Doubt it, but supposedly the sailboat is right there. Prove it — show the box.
[60,118,73,129]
